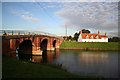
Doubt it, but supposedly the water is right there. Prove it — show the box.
[17,49,119,78]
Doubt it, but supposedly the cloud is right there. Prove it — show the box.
[56,2,118,36]
[11,9,39,22]
[21,15,39,22]
[106,31,119,38]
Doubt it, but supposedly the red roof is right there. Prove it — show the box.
[81,33,107,39]
[101,35,107,38]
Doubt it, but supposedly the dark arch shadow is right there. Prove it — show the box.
[40,39,48,51]
[17,40,32,61]
[40,39,48,63]
[53,40,56,48]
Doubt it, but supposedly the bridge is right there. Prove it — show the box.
[1,30,63,57]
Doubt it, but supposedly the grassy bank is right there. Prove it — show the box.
[2,56,103,79]
[2,56,79,79]
[60,41,120,50]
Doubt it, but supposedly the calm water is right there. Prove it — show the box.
[18,50,119,78]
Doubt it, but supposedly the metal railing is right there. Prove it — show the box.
[0,30,62,39]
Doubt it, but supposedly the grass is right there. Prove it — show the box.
[60,41,120,50]
[2,56,103,79]
[2,56,77,78]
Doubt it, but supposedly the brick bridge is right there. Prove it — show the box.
[2,31,63,56]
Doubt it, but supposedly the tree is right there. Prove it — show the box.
[3,31,7,35]
[73,29,91,41]
[63,36,67,40]
[108,37,120,42]
[67,35,72,41]
[81,29,90,33]
[73,32,79,41]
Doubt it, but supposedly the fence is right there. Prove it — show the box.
[1,30,62,38]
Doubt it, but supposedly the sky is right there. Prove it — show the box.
[1,0,119,37]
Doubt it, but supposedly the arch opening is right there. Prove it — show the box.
[17,40,32,60]
[40,39,48,51]
[53,40,56,48]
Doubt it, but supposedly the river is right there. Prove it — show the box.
[17,49,119,78]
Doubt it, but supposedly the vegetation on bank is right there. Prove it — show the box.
[60,41,120,50]
[2,56,77,78]
[2,56,103,79]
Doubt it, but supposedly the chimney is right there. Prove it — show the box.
[105,32,106,36]
[80,29,83,34]
[98,31,100,35]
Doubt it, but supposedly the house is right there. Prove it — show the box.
[78,30,108,42]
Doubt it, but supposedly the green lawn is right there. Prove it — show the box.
[60,41,120,50]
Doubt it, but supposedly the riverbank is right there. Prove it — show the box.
[2,56,103,79]
[60,41,120,50]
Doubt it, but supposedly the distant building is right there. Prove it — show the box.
[78,30,108,42]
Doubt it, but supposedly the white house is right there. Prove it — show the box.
[78,30,108,42]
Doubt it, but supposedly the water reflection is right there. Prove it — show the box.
[17,49,59,63]
[16,49,118,78]
[32,56,42,63]
[53,50,118,78]
[79,52,108,65]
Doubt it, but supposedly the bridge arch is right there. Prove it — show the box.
[40,39,48,51]
[18,40,32,60]
[18,40,32,54]
[53,40,56,48]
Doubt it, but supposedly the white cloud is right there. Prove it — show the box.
[11,9,39,22]
[21,15,39,22]
[56,2,118,36]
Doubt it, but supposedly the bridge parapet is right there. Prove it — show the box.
[1,30,62,39]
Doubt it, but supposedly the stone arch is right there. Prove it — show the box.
[41,37,49,42]
[53,40,56,48]
[18,40,32,60]
[18,40,32,54]
[40,39,48,51]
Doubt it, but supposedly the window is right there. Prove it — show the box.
[90,36,93,39]
[96,35,99,39]
[86,35,89,39]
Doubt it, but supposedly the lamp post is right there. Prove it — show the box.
[65,24,67,40]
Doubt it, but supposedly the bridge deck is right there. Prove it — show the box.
[2,35,62,40]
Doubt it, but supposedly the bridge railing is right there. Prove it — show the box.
[0,30,63,39]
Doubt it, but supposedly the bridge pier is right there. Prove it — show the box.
[32,46,42,55]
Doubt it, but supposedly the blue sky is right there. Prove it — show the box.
[2,2,68,36]
[1,1,119,37]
